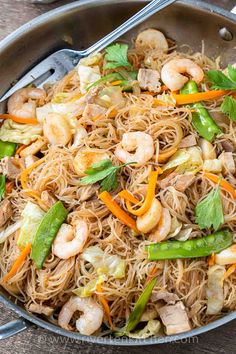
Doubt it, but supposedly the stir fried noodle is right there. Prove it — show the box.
[1,28,236,337]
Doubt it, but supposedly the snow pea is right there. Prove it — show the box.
[0,174,6,200]
[31,201,68,269]
[180,81,221,142]
[0,140,16,159]
[146,229,233,261]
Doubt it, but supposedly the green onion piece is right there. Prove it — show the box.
[31,201,68,269]
[123,277,157,334]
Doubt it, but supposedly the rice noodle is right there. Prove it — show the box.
[0,40,236,336]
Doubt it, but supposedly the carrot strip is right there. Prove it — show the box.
[5,181,15,194]
[118,190,141,205]
[2,243,32,284]
[203,172,236,199]
[173,90,229,105]
[158,147,178,163]
[107,108,118,118]
[99,191,138,232]
[96,283,113,329]
[111,80,123,86]
[0,113,38,125]
[15,144,28,155]
[20,156,46,190]
[145,264,158,286]
[208,253,215,266]
[125,171,158,216]
[223,263,236,280]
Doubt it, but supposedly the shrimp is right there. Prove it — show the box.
[73,148,109,177]
[8,87,46,119]
[149,208,171,242]
[136,198,163,234]
[58,296,103,335]
[43,112,72,146]
[135,29,168,52]
[161,59,204,91]
[115,132,154,167]
[52,220,88,259]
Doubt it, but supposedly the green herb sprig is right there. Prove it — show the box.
[80,159,135,192]
[206,65,236,90]
[195,186,224,231]
[104,43,132,70]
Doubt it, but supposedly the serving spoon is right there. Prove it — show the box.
[0,0,176,102]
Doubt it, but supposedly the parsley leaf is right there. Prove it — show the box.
[221,96,236,122]
[104,43,132,70]
[80,159,135,192]
[206,65,236,90]
[0,174,6,200]
[85,159,112,174]
[101,169,118,192]
[195,186,224,231]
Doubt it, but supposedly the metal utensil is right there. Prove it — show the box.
[0,0,175,102]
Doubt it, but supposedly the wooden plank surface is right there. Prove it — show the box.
[0,1,236,353]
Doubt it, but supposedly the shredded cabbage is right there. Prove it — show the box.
[78,65,101,93]
[17,202,45,249]
[126,320,161,339]
[206,265,225,315]
[163,147,203,174]
[82,245,126,279]
[72,275,107,297]
[0,120,42,144]
[97,86,125,108]
[78,53,102,67]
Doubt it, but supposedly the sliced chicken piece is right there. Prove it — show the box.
[0,199,13,227]
[19,137,48,158]
[218,152,235,174]
[28,303,54,316]
[203,159,222,173]
[158,301,191,335]
[152,291,179,305]
[83,103,107,120]
[137,68,161,93]
[159,172,195,192]
[179,135,197,148]
[0,157,22,180]
[221,140,235,153]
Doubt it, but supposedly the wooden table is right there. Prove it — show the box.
[0,1,236,353]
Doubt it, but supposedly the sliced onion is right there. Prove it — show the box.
[0,221,21,244]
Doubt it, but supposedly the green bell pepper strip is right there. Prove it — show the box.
[31,201,68,269]
[146,229,233,261]
[180,81,221,142]
[0,140,16,159]
[0,174,6,200]
[117,277,157,335]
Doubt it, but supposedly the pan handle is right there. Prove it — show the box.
[0,318,31,340]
